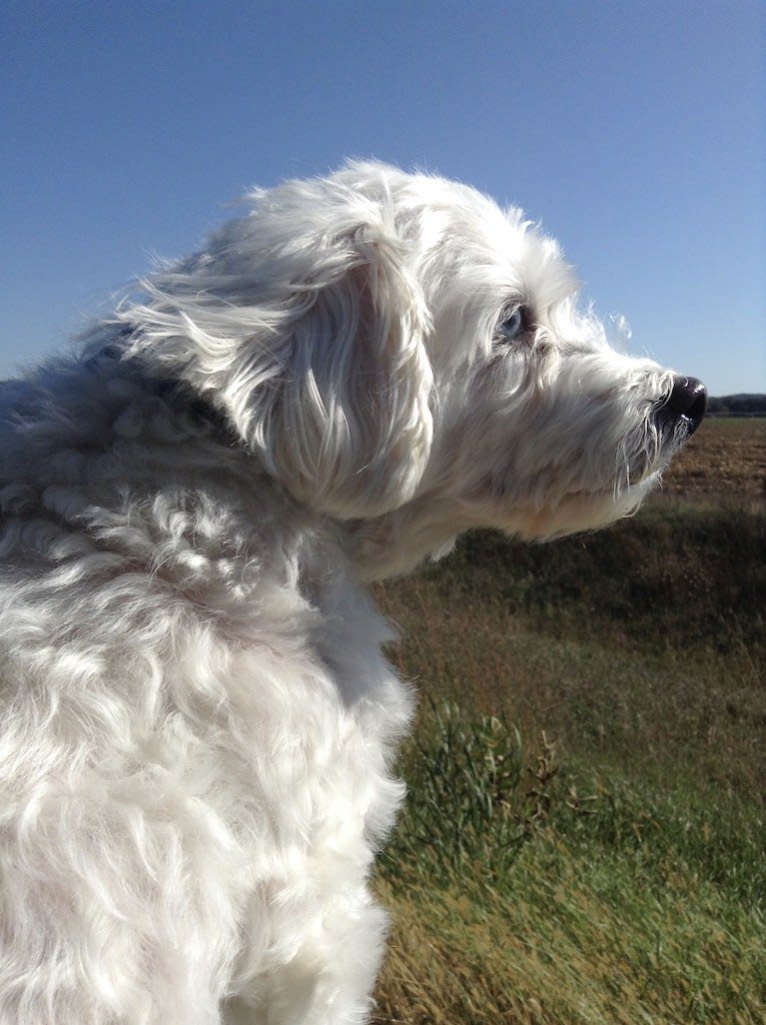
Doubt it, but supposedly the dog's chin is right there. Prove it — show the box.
[503,472,663,542]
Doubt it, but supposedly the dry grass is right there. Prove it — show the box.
[375,507,765,804]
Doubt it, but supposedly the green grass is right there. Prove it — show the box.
[371,501,766,1024]
[373,706,765,1024]
[375,838,765,1025]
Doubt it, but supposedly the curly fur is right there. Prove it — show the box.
[0,162,703,1024]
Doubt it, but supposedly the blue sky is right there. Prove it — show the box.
[2,0,763,395]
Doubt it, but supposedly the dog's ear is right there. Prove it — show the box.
[120,178,433,519]
[233,226,434,519]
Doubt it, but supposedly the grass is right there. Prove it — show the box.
[375,840,765,1025]
[375,503,765,801]
[372,704,765,1024]
[370,420,766,1023]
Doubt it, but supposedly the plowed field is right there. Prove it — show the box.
[660,417,765,504]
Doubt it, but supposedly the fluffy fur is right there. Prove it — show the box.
[0,162,704,1024]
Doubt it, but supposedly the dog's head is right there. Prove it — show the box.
[119,162,705,574]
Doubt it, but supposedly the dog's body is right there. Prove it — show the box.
[0,163,705,1024]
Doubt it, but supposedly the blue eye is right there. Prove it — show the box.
[498,306,528,341]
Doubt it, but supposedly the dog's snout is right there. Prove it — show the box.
[664,375,707,436]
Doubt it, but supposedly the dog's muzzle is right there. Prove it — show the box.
[657,375,707,439]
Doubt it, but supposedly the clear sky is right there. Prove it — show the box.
[2,0,764,395]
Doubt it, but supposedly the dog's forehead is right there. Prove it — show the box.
[406,178,578,312]
[405,173,525,247]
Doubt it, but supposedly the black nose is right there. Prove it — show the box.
[665,375,707,435]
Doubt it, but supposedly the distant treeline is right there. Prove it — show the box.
[707,393,766,416]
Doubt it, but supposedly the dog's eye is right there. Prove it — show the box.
[497,306,530,342]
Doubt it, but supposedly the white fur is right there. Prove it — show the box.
[0,162,698,1024]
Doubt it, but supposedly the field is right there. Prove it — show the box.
[370,418,766,1024]
[658,417,765,505]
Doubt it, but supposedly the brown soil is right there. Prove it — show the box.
[659,417,766,504]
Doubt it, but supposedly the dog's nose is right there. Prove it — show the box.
[665,375,707,436]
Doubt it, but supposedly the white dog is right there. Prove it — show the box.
[0,162,705,1025]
